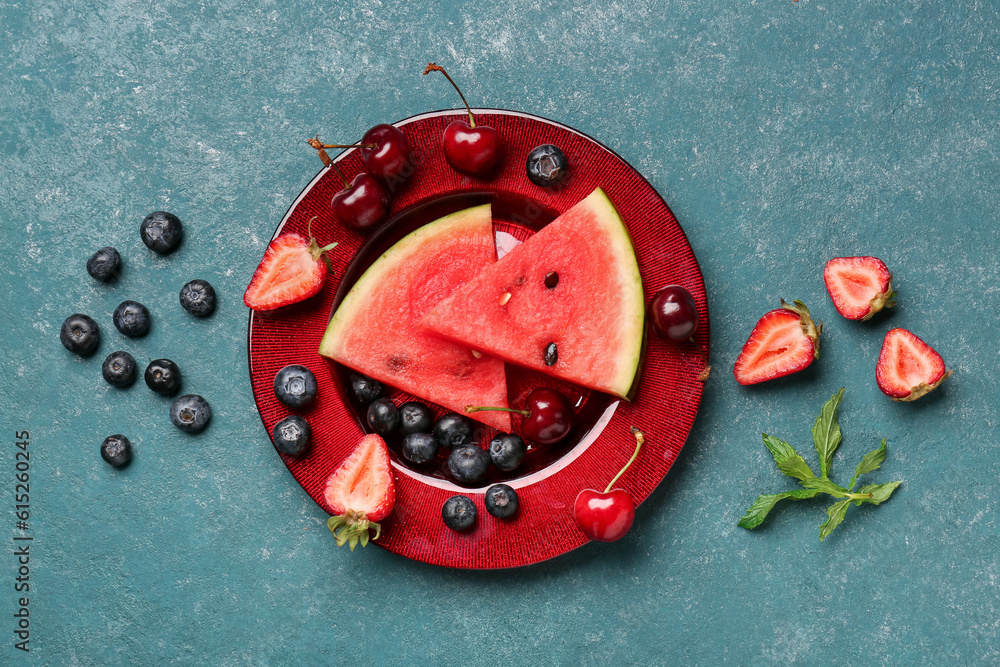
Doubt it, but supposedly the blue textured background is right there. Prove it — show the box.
[2,1,998,664]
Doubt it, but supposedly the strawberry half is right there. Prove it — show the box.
[324,434,396,550]
[823,256,895,321]
[876,328,952,401]
[733,300,822,385]
[243,230,337,312]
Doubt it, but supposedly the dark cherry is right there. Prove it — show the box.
[648,285,698,341]
[424,63,500,177]
[331,173,390,232]
[466,387,574,446]
[361,124,414,186]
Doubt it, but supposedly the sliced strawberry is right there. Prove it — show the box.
[823,256,895,321]
[733,300,822,386]
[243,232,337,312]
[324,434,396,550]
[876,328,952,401]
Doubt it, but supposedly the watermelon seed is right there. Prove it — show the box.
[544,272,559,289]
[544,342,558,366]
[499,292,512,306]
[471,350,483,359]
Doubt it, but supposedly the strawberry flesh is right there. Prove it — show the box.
[244,233,331,312]
[324,433,395,522]
[824,256,894,321]
[876,328,952,401]
[733,300,821,385]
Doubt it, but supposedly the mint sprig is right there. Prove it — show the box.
[737,389,901,541]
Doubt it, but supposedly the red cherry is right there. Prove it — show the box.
[360,124,415,186]
[574,489,635,542]
[464,387,574,445]
[331,173,390,232]
[423,63,500,177]
[649,285,698,341]
[572,427,644,543]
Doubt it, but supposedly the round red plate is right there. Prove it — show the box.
[248,109,709,569]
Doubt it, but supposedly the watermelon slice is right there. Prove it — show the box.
[421,188,644,399]
[318,204,511,432]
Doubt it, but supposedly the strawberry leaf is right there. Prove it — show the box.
[737,489,820,530]
[849,438,887,490]
[811,387,845,479]
[762,433,815,481]
[819,499,852,541]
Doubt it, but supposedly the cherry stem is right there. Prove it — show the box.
[308,136,351,188]
[465,405,530,418]
[423,63,476,128]
[604,428,644,494]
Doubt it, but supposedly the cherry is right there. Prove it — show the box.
[423,63,500,177]
[360,124,414,187]
[308,136,390,232]
[574,428,644,542]
[466,387,573,445]
[648,285,698,341]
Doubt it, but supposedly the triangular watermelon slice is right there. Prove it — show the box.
[422,188,644,399]
[319,204,511,432]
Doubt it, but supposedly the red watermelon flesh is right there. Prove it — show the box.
[421,188,644,399]
[318,204,511,432]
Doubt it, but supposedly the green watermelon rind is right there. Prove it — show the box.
[319,204,492,355]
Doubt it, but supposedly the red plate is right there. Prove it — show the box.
[248,109,709,569]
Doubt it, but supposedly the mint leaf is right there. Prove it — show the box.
[854,481,901,506]
[849,438,887,490]
[737,489,820,530]
[801,477,848,497]
[763,433,815,481]
[819,499,851,541]
[811,387,845,478]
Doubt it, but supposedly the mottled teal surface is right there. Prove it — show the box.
[2,0,998,664]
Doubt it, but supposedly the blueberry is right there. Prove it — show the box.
[350,373,383,404]
[448,444,491,484]
[484,484,519,519]
[169,394,212,433]
[402,432,438,464]
[87,247,121,282]
[100,434,133,469]
[60,314,100,356]
[140,211,183,254]
[488,433,527,472]
[526,144,569,188]
[273,365,318,409]
[433,413,474,450]
[442,495,477,532]
[101,351,137,387]
[179,279,216,317]
[113,300,151,337]
[367,398,399,435]
[272,415,312,457]
[144,359,181,395]
[398,401,433,435]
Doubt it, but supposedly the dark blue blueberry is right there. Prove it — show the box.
[144,359,181,395]
[398,401,433,435]
[273,365,318,409]
[367,398,399,435]
[488,433,527,472]
[60,313,100,356]
[402,432,438,465]
[169,394,212,433]
[101,351,137,387]
[113,300,151,337]
[484,484,519,519]
[87,247,121,282]
[526,144,569,188]
[447,444,491,484]
[442,495,477,532]
[433,413,474,450]
[140,211,183,254]
[350,373,383,404]
[179,279,216,317]
[100,434,133,469]
[272,415,312,457]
